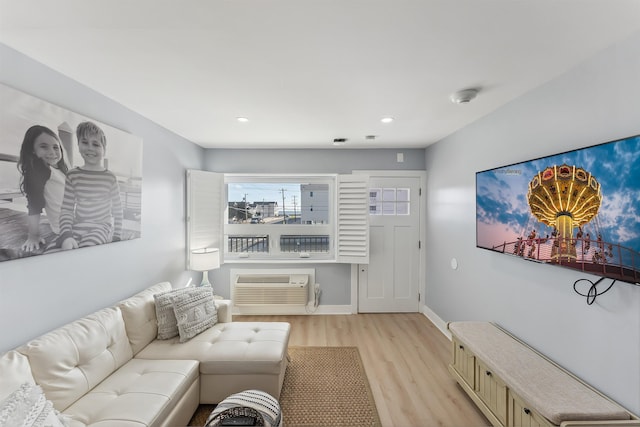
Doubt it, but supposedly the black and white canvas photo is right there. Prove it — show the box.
[0,83,143,262]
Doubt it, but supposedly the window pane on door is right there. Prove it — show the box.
[369,187,411,216]
[383,188,396,201]
[397,188,409,202]
[397,202,410,215]
[369,188,382,215]
[397,188,410,215]
[382,202,396,215]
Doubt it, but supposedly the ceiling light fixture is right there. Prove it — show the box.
[236,117,249,122]
[333,138,347,146]
[380,117,394,123]
[450,88,479,104]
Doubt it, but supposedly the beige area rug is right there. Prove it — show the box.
[189,346,381,426]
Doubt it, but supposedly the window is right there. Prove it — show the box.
[225,175,333,260]
[187,171,369,264]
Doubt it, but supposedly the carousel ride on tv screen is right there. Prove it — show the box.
[476,134,640,285]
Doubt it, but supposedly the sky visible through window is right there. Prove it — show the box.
[228,183,302,214]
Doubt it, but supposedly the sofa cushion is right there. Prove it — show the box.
[62,358,199,427]
[135,322,290,375]
[172,287,218,342]
[17,307,133,412]
[118,282,172,354]
[0,351,36,402]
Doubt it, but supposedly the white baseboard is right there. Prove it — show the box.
[232,303,449,335]
[421,304,451,340]
[232,304,353,316]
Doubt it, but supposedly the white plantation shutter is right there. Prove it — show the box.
[186,169,223,269]
[337,174,369,263]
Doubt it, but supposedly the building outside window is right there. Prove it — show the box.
[225,176,333,260]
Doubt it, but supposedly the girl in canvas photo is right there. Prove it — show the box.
[17,125,69,253]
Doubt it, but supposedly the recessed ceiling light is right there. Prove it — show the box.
[380,117,394,123]
[236,117,249,122]
[333,138,347,146]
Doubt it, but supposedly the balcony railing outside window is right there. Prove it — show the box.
[280,235,330,253]
[228,235,269,253]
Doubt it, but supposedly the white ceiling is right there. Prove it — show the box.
[1,1,639,149]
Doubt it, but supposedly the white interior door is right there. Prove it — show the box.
[358,175,421,312]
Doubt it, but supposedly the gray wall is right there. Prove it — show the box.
[204,148,425,302]
[206,148,425,174]
[0,44,204,352]
[424,32,640,413]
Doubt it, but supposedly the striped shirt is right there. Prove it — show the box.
[58,168,123,245]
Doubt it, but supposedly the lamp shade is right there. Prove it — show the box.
[191,248,220,271]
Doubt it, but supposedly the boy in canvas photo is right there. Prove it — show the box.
[57,121,123,250]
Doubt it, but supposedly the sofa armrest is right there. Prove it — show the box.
[215,300,232,323]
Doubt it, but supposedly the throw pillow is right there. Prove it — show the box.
[154,287,192,340]
[0,351,36,402]
[172,287,218,342]
[0,383,67,427]
[205,389,282,427]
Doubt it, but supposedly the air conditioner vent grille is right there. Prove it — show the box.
[236,274,293,284]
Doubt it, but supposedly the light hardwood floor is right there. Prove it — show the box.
[235,313,490,427]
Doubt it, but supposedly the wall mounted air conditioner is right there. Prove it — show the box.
[233,273,309,306]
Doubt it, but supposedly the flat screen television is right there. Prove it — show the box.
[476,134,640,285]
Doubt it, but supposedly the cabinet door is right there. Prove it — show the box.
[476,360,508,426]
[452,337,475,387]
[508,390,555,427]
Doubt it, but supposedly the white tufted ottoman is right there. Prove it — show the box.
[136,321,291,403]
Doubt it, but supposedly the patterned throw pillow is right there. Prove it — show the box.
[0,383,67,427]
[205,389,282,427]
[154,287,192,340]
[172,287,218,342]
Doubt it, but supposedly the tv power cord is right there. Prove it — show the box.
[573,277,616,305]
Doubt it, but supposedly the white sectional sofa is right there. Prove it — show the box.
[0,282,290,427]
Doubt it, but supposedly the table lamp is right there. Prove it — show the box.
[191,248,220,287]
